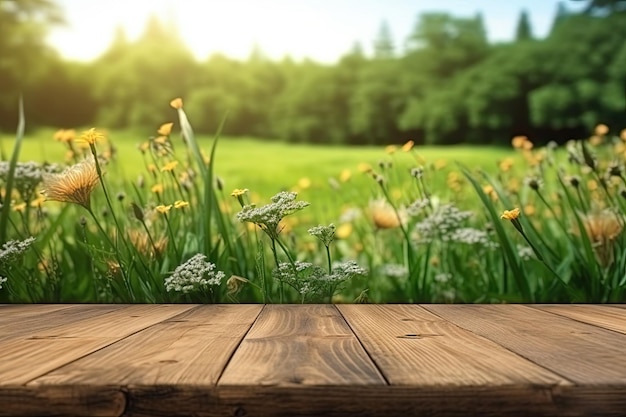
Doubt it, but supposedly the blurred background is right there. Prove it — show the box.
[1,0,624,146]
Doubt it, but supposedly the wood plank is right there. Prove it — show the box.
[128,385,626,417]
[0,304,195,385]
[532,305,626,335]
[0,304,124,343]
[425,305,626,384]
[0,304,73,320]
[218,304,385,386]
[30,305,262,386]
[338,304,567,386]
[0,386,125,417]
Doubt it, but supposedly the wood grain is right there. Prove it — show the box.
[0,304,123,343]
[0,304,194,385]
[30,304,262,386]
[0,386,125,417]
[425,304,626,384]
[532,304,626,335]
[218,304,385,386]
[338,304,567,386]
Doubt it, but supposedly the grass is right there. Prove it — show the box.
[1,105,625,305]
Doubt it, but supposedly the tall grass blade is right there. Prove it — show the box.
[0,98,25,244]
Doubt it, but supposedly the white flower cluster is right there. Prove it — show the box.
[517,245,535,261]
[0,236,36,263]
[308,224,336,247]
[0,276,6,290]
[0,161,61,197]
[164,253,225,293]
[273,260,367,299]
[414,203,473,243]
[406,198,430,217]
[449,227,498,249]
[379,263,409,279]
[237,191,309,239]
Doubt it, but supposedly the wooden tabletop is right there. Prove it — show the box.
[1,304,625,416]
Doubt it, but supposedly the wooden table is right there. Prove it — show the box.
[1,304,625,416]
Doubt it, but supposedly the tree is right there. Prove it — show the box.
[373,20,395,59]
[515,10,533,41]
[0,0,63,129]
[571,0,626,13]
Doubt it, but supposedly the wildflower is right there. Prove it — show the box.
[170,97,183,109]
[12,202,26,213]
[511,136,528,149]
[524,176,543,191]
[621,129,626,141]
[161,161,178,172]
[434,159,447,170]
[594,123,609,136]
[308,224,336,247]
[30,195,46,208]
[385,145,397,154]
[577,209,623,267]
[138,141,150,154]
[0,276,6,290]
[401,140,414,152]
[335,223,353,239]
[379,263,408,279]
[339,169,352,182]
[501,208,520,221]
[151,184,164,194]
[566,175,581,188]
[231,188,249,207]
[369,199,404,230]
[434,272,452,284]
[155,204,172,214]
[164,253,225,293]
[499,158,514,172]
[298,177,311,189]
[483,184,498,201]
[0,237,36,263]
[410,167,424,179]
[414,203,472,242]
[607,161,622,178]
[517,245,534,261]
[523,205,536,216]
[174,200,189,209]
[357,163,372,173]
[227,275,249,296]
[236,191,309,240]
[158,122,174,136]
[128,229,167,258]
[79,128,105,145]
[449,227,498,249]
[41,157,100,210]
[587,180,598,192]
[406,198,430,217]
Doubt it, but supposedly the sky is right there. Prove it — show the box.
[47,0,586,63]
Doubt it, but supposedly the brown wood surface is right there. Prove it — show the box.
[532,304,626,335]
[30,305,262,385]
[0,304,625,417]
[424,304,626,384]
[218,304,385,386]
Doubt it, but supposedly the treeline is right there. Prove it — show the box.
[1,0,626,146]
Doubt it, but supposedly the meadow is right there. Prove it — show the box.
[1,100,625,304]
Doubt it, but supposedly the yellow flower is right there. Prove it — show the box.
[501,207,521,221]
[499,158,514,172]
[231,188,249,197]
[170,97,183,109]
[54,129,75,143]
[155,204,172,214]
[621,128,626,141]
[384,145,397,154]
[298,177,311,189]
[576,209,623,267]
[158,122,174,136]
[151,183,164,194]
[587,180,598,191]
[174,200,189,209]
[161,161,179,172]
[12,202,26,213]
[335,223,353,239]
[483,185,498,201]
[357,162,372,173]
[79,128,105,145]
[589,135,603,146]
[339,169,352,182]
[523,205,536,216]
[511,135,527,149]
[369,199,404,229]
[30,195,46,208]
[138,141,150,154]
[594,123,609,136]
[434,159,447,170]
[401,140,414,152]
[41,157,100,210]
